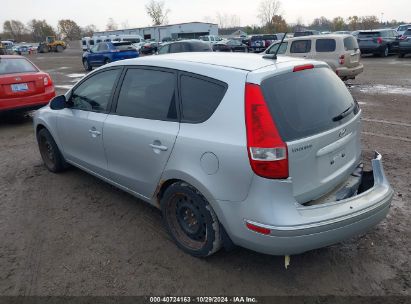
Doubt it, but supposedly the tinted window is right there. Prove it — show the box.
[261,67,356,141]
[113,42,135,51]
[344,36,358,51]
[158,44,170,54]
[188,42,212,52]
[404,30,411,36]
[0,58,38,75]
[90,40,95,45]
[116,69,177,121]
[71,69,120,112]
[316,39,336,52]
[180,75,227,123]
[358,32,381,38]
[267,42,288,54]
[82,40,86,45]
[290,40,311,53]
[98,43,108,51]
[169,43,183,53]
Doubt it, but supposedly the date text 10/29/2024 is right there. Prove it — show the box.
[149,296,258,303]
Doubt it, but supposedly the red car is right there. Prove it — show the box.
[0,55,55,113]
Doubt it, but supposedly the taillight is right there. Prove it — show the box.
[339,54,345,65]
[377,37,383,44]
[245,83,289,179]
[293,64,314,72]
[43,75,53,87]
[399,35,406,40]
[246,222,271,235]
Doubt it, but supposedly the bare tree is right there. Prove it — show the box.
[3,20,27,41]
[257,0,281,27]
[58,19,82,40]
[27,19,56,42]
[82,24,98,37]
[145,0,170,26]
[106,18,118,31]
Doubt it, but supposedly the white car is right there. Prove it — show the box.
[396,24,411,36]
[199,35,222,44]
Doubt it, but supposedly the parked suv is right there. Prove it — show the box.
[157,40,212,54]
[34,53,393,257]
[399,29,411,58]
[264,35,363,80]
[357,29,400,57]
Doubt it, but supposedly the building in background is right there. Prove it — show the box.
[94,22,218,42]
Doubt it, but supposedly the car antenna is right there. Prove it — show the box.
[263,32,287,60]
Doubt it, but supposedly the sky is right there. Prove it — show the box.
[1,0,410,31]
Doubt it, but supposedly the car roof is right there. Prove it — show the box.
[0,55,26,59]
[109,52,315,72]
[272,34,351,42]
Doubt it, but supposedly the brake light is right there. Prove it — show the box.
[377,37,383,44]
[43,75,53,87]
[293,64,314,72]
[246,222,271,235]
[245,83,289,179]
[399,35,406,40]
[339,54,345,65]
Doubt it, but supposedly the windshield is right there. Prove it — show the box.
[261,67,357,141]
[0,58,38,75]
[113,42,135,51]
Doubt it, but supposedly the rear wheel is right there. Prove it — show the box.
[83,59,92,71]
[56,45,64,52]
[161,182,222,257]
[381,46,389,57]
[37,128,68,173]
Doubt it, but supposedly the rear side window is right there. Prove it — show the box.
[315,39,336,52]
[267,42,288,54]
[169,43,183,53]
[405,30,411,36]
[358,32,380,38]
[115,69,177,121]
[261,67,356,141]
[290,40,311,53]
[0,58,38,75]
[189,42,212,52]
[344,36,358,51]
[180,75,227,123]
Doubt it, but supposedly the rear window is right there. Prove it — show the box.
[399,25,411,31]
[251,36,263,41]
[261,67,356,141]
[180,74,227,123]
[358,32,381,38]
[113,42,135,51]
[315,39,336,52]
[0,58,38,75]
[344,36,358,50]
[263,35,276,40]
[290,40,311,53]
[404,29,411,36]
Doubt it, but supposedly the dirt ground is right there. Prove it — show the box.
[0,47,410,296]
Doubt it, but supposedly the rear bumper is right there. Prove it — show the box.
[399,44,411,53]
[215,152,393,255]
[0,89,55,112]
[360,46,384,54]
[336,64,364,78]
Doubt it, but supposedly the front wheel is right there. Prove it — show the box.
[83,59,92,71]
[37,128,68,173]
[161,182,222,257]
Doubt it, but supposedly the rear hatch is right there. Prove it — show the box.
[260,67,361,203]
[357,32,381,48]
[112,42,138,59]
[343,36,361,67]
[0,57,47,98]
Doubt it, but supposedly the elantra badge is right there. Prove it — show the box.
[339,128,347,138]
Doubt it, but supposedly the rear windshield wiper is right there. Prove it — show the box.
[332,104,355,122]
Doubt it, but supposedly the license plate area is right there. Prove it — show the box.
[11,83,28,92]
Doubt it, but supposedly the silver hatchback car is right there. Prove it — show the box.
[34,53,393,257]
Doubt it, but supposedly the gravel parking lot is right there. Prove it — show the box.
[0,47,410,296]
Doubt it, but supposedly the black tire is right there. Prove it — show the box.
[399,53,405,58]
[83,59,92,71]
[37,128,68,173]
[161,182,222,257]
[381,46,389,57]
[56,45,64,52]
[104,58,111,65]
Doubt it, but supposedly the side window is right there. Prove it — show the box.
[181,43,190,52]
[180,75,227,123]
[158,44,170,54]
[98,43,108,51]
[169,43,182,53]
[315,39,336,52]
[290,40,311,53]
[70,69,121,112]
[268,42,288,54]
[115,69,177,121]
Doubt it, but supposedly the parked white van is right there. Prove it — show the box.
[264,34,363,80]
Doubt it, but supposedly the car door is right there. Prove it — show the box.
[289,39,312,59]
[391,30,400,51]
[57,67,122,177]
[95,43,108,66]
[103,67,179,199]
[87,45,100,66]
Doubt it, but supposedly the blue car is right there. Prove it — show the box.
[82,41,139,71]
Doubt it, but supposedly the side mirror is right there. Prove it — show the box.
[50,95,67,110]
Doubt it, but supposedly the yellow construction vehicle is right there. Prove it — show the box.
[38,36,66,53]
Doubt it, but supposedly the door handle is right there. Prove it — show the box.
[88,129,101,137]
[150,144,168,151]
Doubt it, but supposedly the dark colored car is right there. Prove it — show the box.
[244,35,265,52]
[261,33,285,48]
[357,29,400,57]
[140,42,160,55]
[82,41,139,71]
[157,40,212,54]
[14,45,29,55]
[213,39,248,52]
[0,55,55,113]
[294,30,321,37]
[399,29,411,58]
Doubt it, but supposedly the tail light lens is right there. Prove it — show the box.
[293,64,314,72]
[377,37,383,44]
[245,83,289,179]
[43,75,53,87]
[339,54,345,65]
[399,35,406,40]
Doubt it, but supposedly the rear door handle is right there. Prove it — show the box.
[150,144,168,151]
[88,129,101,137]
